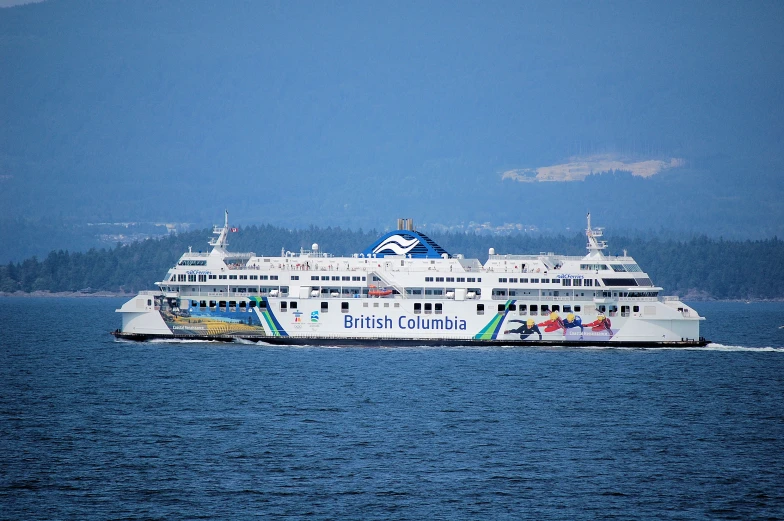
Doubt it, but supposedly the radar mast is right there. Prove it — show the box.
[585,212,607,259]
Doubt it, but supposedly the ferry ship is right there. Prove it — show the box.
[113,213,708,347]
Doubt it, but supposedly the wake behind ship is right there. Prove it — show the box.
[113,213,708,347]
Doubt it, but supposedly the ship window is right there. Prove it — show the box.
[321,302,329,312]
[239,301,246,310]
[290,301,297,310]
[574,305,581,312]
[191,300,198,307]
[259,300,266,309]
[435,303,442,314]
[457,277,466,282]
[574,279,582,286]
[552,305,559,312]
[219,301,227,311]
[520,278,528,283]
[621,305,630,317]
[436,277,444,282]
[478,278,482,282]
[209,300,216,308]
[280,287,288,294]
[394,303,400,308]
[476,304,484,315]
[341,302,349,313]
[229,275,237,280]
[361,277,366,281]
[271,276,279,281]
[424,303,432,314]
[542,278,549,283]
[563,305,572,313]
[498,277,507,283]
[352,276,360,281]
[467,278,476,282]
[530,305,538,314]
[531,278,539,283]
[342,276,350,281]
[603,278,637,287]
[446,277,454,282]
[250,275,258,280]
[280,302,287,312]
[199,300,206,308]
[584,279,592,286]
[633,305,640,312]
[291,276,299,281]
[562,279,571,286]
[518,304,527,315]
[509,278,517,283]
[249,301,256,308]
[312,276,319,281]
[598,305,606,313]
[239,275,247,280]
[414,303,422,314]
[373,276,381,281]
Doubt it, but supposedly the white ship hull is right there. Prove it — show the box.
[114,213,708,347]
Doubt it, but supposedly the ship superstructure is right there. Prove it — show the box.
[114,212,707,346]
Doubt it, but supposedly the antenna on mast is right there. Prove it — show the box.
[585,212,607,258]
[209,210,230,251]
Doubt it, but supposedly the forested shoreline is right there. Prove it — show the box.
[1,225,783,300]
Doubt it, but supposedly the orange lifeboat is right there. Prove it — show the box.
[368,285,393,297]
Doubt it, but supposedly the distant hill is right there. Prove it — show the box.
[2,223,783,300]
[1,1,783,245]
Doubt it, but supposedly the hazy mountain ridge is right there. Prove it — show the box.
[1,1,783,243]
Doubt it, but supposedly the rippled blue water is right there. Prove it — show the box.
[2,298,783,520]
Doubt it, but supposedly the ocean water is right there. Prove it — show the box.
[1,298,783,520]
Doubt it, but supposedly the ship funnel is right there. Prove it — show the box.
[397,218,415,231]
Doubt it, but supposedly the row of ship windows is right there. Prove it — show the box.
[186,299,641,317]
[580,263,643,273]
[174,274,283,282]
[311,275,367,281]
[187,299,403,313]
[497,277,597,286]
[424,277,482,283]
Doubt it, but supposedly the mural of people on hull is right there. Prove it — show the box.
[504,311,614,341]
[504,318,543,340]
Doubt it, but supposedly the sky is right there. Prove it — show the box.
[1,0,783,238]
